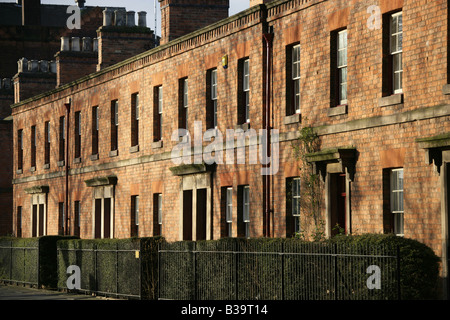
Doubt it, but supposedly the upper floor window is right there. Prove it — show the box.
[131,93,139,148]
[179,78,188,131]
[383,11,403,96]
[337,30,348,105]
[74,111,81,159]
[390,12,403,94]
[238,58,250,125]
[17,129,23,171]
[206,69,218,129]
[154,86,163,142]
[31,125,36,169]
[92,106,99,156]
[287,44,301,115]
[110,100,119,152]
[44,121,50,166]
[59,116,65,162]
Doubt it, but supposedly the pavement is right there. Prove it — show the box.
[0,283,116,300]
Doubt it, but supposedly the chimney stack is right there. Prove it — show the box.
[158,0,229,45]
[22,0,41,26]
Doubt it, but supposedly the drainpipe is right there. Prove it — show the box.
[263,29,273,238]
[65,99,71,236]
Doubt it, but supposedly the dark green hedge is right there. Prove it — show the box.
[57,237,164,299]
[158,235,441,300]
[0,236,78,288]
[326,234,441,300]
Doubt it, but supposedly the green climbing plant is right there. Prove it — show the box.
[292,125,325,242]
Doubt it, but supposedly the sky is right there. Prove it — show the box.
[1,0,250,35]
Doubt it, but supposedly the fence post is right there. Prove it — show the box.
[9,241,12,283]
[193,242,197,300]
[397,245,401,300]
[281,242,284,301]
[334,243,338,300]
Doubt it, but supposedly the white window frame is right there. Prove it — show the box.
[243,59,250,123]
[158,86,163,140]
[337,29,348,105]
[390,12,403,94]
[292,44,301,114]
[226,187,233,236]
[157,194,163,226]
[390,168,404,236]
[243,186,250,238]
[211,69,218,128]
[183,79,188,130]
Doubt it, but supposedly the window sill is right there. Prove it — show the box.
[30,166,36,173]
[130,145,140,153]
[57,160,65,168]
[378,93,403,108]
[16,169,23,175]
[443,84,450,95]
[152,140,163,149]
[90,154,99,161]
[235,122,250,131]
[73,157,82,164]
[43,163,50,170]
[109,150,119,157]
[328,105,348,117]
[284,113,301,125]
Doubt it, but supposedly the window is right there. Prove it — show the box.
[383,11,403,96]
[131,195,139,237]
[238,58,250,125]
[238,185,250,238]
[331,29,347,107]
[58,202,65,235]
[391,168,404,236]
[179,78,188,131]
[75,111,81,159]
[17,129,23,171]
[92,106,99,156]
[226,187,233,237]
[131,93,139,147]
[44,121,50,166]
[154,86,163,142]
[153,193,162,236]
[206,69,218,129]
[31,125,36,169]
[286,178,301,236]
[74,201,80,237]
[390,12,403,94]
[59,116,65,162]
[16,206,22,238]
[111,100,119,152]
[287,44,301,115]
[337,30,348,105]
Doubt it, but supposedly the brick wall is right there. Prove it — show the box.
[10,0,450,265]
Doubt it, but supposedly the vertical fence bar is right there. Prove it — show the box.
[397,245,401,300]
[193,243,197,300]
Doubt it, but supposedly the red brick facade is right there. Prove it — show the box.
[9,0,450,282]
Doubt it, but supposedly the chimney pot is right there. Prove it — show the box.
[126,11,136,27]
[115,9,126,26]
[18,58,28,73]
[138,11,147,27]
[93,38,99,52]
[71,37,80,51]
[39,60,49,72]
[2,78,12,90]
[28,60,39,72]
[50,61,57,73]
[82,37,92,51]
[61,37,70,51]
[103,8,113,26]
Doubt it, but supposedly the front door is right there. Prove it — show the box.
[330,173,347,236]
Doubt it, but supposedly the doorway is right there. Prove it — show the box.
[330,173,347,236]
